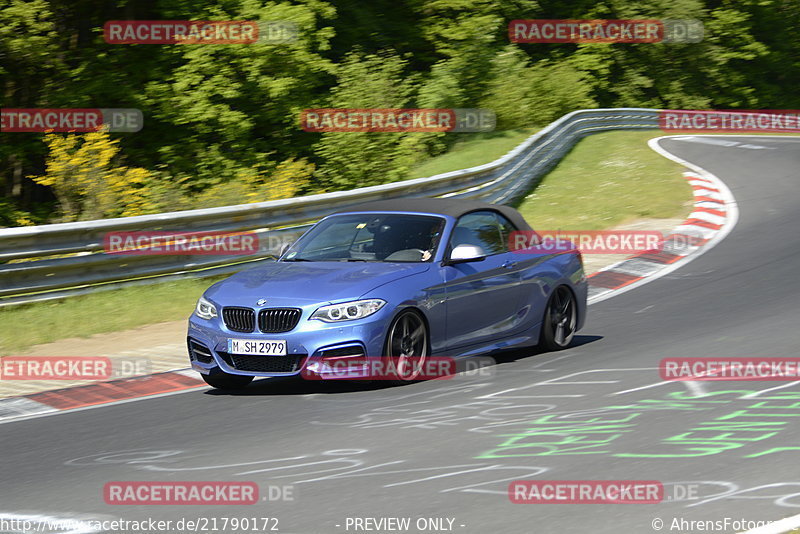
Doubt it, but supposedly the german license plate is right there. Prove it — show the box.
[227,338,287,356]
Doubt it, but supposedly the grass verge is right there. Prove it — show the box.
[0,276,226,355]
[1,129,692,354]
[515,130,692,230]
[406,128,539,179]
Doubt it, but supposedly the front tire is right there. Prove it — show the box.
[202,371,254,390]
[539,286,577,351]
[383,310,429,385]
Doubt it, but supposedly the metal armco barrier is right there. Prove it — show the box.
[0,108,661,305]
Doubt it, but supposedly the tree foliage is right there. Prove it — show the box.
[31,129,153,221]
[1,0,798,225]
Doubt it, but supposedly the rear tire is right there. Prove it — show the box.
[539,286,577,351]
[202,371,254,390]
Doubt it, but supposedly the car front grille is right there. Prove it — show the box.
[217,352,306,373]
[258,308,302,333]
[222,307,255,332]
[187,338,214,364]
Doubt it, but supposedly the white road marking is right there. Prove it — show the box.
[738,143,772,149]
[676,137,741,147]
[684,381,707,397]
[612,379,672,396]
[740,381,800,399]
[671,136,774,150]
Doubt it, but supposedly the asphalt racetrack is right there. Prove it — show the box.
[2,135,799,534]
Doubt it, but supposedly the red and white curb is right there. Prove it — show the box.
[586,136,739,304]
[0,369,205,424]
[0,135,740,425]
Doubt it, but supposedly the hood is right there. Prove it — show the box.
[204,261,430,307]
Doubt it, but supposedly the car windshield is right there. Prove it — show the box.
[283,213,445,263]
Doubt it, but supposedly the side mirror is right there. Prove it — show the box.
[448,244,486,264]
[278,241,293,258]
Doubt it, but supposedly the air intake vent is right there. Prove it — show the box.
[187,338,214,364]
[218,352,306,373]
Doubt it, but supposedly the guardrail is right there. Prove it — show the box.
[0,108,661,306]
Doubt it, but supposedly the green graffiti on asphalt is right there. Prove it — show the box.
[477,390,800,460]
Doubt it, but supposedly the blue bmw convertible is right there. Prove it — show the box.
[187,198,587,389]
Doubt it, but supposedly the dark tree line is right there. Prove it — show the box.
[1,0,797,224]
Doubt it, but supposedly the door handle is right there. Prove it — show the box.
[502,260,517,269]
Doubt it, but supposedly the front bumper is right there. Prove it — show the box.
[187,307,391,379]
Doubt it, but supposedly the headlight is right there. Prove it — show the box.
[194,296,218,320]
[310,299,386,323]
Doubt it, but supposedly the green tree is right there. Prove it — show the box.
[141,1,337,189]
[313,50,437,191]
[480,47,596,129]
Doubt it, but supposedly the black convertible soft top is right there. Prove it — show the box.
[335,197,533,231]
